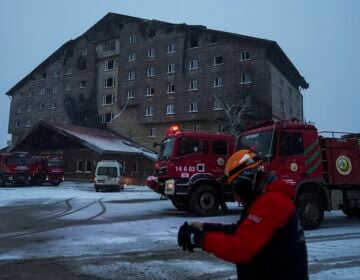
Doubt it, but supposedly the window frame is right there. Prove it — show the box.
[240,50,251,61]
[167,64,176,74]
[167,84,175,94]
[167,44,176,54]
[127,89,135,99]
[147,67,155,77]
[240,73,252,84]
[145,106,154,116]
[189,80,198,91]
[166,104,175,115]
[128,71,135,81]
[189,102,198,113]
[213,55,223,66]
[128,52,136,62]
[213,77,223,88]
[105,59,116,71]
[102,112,113,123]
[104,77,116,88]
[103,94,114,105]
[103,41,116,52]
[148,48,156,57]
[129,34,137,44]
[148,127,156,137]
[213,99,223,111]
[146,87,155,97]
[51,99,57,109]
[189,59,199,70]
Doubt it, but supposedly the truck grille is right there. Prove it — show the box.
[156,167,167,176]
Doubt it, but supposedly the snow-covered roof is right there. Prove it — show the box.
[21,121,157,161]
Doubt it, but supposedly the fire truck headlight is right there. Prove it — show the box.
[164,179,175,195]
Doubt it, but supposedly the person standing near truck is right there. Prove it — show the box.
[178,149,308,280]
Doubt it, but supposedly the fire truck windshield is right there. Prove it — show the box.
[5,155,30,165]
[239,130,275,159]
[47,160,64,167]
[159,137,176,160]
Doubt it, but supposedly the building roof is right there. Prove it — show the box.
[5,13,308,96]
[13,121,157,161]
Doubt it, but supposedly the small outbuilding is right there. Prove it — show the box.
[11,121,157,185]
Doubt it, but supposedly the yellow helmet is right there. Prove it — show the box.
[224,149,262,185]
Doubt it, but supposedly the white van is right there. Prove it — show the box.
[94,160,124,192]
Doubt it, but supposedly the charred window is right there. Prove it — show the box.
[280,132,304,157]
[149,29,156,38]
[78,58,87,71]
[210,35,218,44]
[212,140,228,155]
[190,34,199,48]
[213,56,223,65]
[179,138,200,156]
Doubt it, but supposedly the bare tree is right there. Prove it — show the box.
[213,92,268,147]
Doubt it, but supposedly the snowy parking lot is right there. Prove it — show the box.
[0,182,360,279]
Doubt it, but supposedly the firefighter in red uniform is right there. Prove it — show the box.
[178,149,309,280]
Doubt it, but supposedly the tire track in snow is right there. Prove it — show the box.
[309,255,360,274]
[307,232,360,243]
[1,199,107,238]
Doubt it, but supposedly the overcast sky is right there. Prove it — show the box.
[0,0,359,148]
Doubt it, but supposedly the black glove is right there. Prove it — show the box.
[178,222,203,252]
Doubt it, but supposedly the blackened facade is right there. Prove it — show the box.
[5,13,308,149]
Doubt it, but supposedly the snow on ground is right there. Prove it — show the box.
[1,182,360,279]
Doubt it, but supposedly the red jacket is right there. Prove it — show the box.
[202,179,297,263]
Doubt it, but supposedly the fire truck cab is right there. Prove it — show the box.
[31,156,64,186]
[146,126,235,215]
[0,152,33,186]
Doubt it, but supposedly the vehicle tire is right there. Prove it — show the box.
[95,187,99,192]
[0,177,4,187]
[171,199,189,211]
[189,185,219,216]
[297,192,324,230]
[342,207,360,218]
[53,181,60,186]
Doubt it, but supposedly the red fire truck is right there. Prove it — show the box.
[239,120,360,229]
[0,152,33,186]
[31,156,64,186]
[147,121,360,229]
[146,125,236,214]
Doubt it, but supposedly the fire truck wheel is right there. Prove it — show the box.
[342,207,360,218]
[171,199,189,211]
[0,177,4,187]
[189,185,219,216]
[297,193,324,230]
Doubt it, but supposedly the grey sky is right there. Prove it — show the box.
[1,0,359,148]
